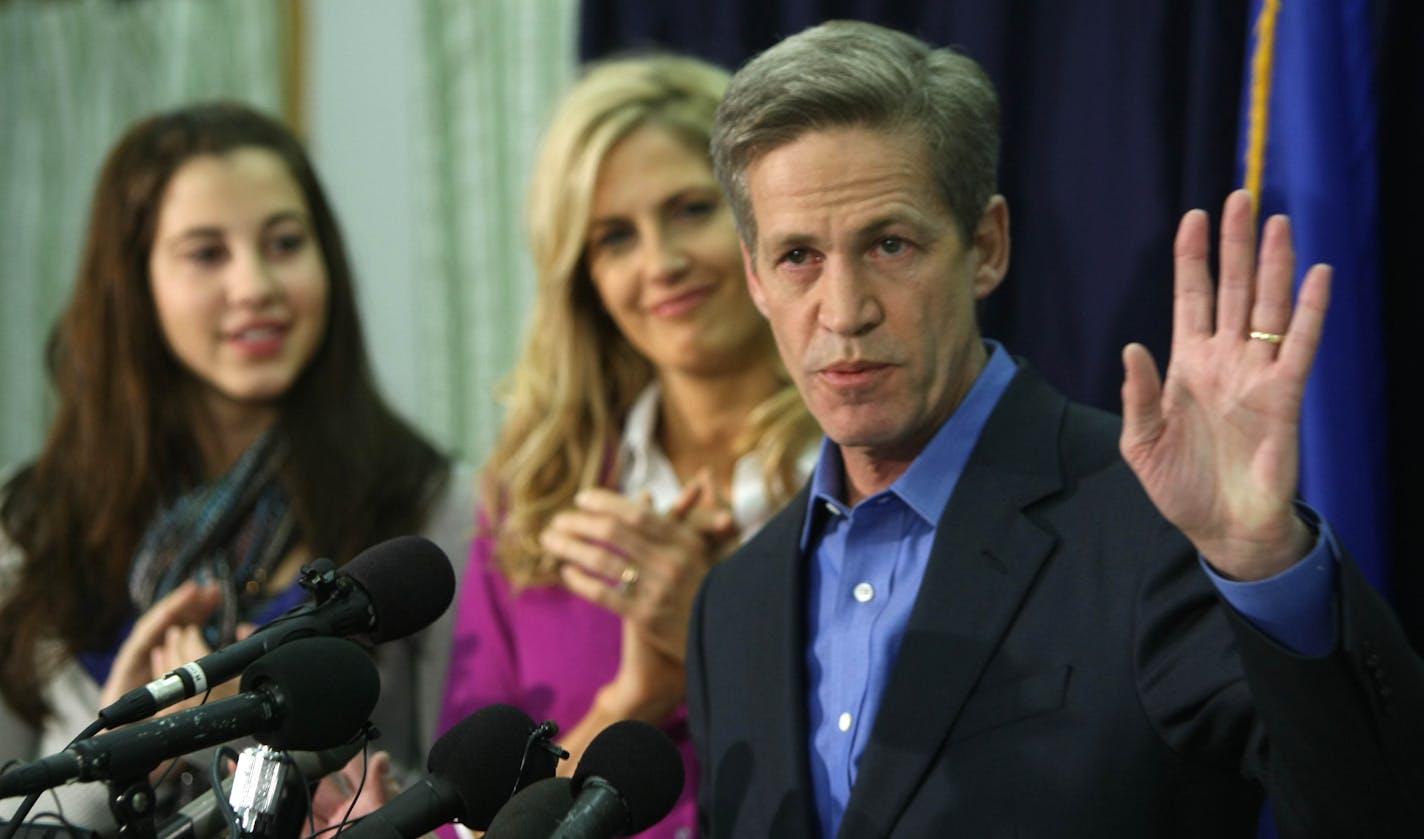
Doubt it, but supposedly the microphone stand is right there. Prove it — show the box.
[107,773,158,839]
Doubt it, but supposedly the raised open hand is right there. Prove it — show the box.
[1120,190,1331,580]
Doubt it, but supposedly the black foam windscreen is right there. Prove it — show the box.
[483,777,574,838]
[239,636,379,751]
[343,535,456,642]
[572,720,684,833]
[426,704,559,831]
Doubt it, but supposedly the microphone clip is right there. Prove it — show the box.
[530,720,570,762]
[503,719,569,805]
[107,773,160,839]
[297,558,342,605]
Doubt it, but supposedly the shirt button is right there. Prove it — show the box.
[838,712,853,732]
[853,582,874,602]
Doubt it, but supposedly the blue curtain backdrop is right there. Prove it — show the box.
[578,0,1420,648]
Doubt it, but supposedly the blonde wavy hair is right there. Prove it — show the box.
[484,54,819,587]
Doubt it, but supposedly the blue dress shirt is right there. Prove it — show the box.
[799,341,1339,838]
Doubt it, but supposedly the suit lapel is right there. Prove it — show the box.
[839,367,1069,837]
[740,485,820,835]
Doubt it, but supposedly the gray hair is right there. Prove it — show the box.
[711,20,1000,250]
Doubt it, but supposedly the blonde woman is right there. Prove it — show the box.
[438,55,819,836]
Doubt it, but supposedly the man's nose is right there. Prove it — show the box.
[818,261,882,336]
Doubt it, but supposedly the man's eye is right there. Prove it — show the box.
[877,237,906,255]
[783,249,810,266]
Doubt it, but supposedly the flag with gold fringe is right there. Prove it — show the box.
[1238,0,1389,595]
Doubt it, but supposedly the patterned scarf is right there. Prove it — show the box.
[127,432,299,648]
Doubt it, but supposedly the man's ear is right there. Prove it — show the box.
[741,241,770,316]
[971,195,1010,300]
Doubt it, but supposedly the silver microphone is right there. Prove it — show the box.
[228,745,288,836]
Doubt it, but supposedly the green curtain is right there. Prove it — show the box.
[1,0,580,470]
[413,0,577,463]
[0,0,288,468]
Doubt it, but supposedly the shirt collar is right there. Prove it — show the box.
[618,379,820,537]
[801,340,1018,549]
[619,380,663,491]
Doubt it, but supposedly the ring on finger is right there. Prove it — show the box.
[1249,330,1285,344]
[616,563,640,596]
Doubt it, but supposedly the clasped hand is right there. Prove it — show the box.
[540,472,738,664]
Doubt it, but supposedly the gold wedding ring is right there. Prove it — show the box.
[617,564,640,596]
[1249,330,1285,344]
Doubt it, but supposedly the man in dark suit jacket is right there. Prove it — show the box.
[688,20,1423,838]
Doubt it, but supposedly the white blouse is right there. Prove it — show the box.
[617,381,819,541]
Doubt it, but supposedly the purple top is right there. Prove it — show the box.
[438,510,697,839]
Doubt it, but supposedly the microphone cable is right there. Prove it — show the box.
[211,746,245,839]
[511,722,569,805]
[320,736,369,839]
[0,719,101,839]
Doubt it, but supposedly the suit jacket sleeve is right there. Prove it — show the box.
[1225,554,1424,834]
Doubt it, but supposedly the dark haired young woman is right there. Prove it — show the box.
[0,102,470,830]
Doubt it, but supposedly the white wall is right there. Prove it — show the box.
[303,0,427,432]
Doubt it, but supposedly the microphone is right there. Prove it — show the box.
[99,536,453,728]
[156,740,364,839]
[484,777,574,839]
[548,720,683,839]
[0,638,378,798]
[226,744,288,837]
[337,704,561,839]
